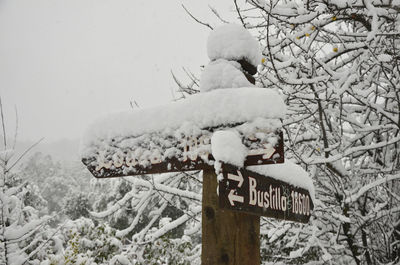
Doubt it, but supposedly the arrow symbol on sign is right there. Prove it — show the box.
[262,145,276,159]
[228,190,244,206]
[248,144,276,159]
[227,171,244,187]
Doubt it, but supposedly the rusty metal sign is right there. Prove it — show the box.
[82,127,284,178]
[219,163,313,223]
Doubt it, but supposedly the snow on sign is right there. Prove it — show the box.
[219,163,314,223]
[81,87,286,178]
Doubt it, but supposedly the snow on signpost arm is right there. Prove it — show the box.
[80,87,286,178]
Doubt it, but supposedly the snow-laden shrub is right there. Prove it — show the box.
[42,218,122,265]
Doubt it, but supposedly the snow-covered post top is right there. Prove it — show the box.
[207,24,261,72]
[203,25,316,205]
[200,24,262,92]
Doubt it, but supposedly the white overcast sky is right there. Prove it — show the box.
[0,0,238,143]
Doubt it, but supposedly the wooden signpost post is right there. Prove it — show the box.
[202,167,261,265]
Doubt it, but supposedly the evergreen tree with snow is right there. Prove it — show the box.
[0,100,52,264]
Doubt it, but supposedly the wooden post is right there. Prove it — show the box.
[202,167,260,265]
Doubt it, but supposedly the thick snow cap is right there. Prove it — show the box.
[80,87,286,158]
[207,24,262,68]
[199,59,253,93]
[211,130,247,167]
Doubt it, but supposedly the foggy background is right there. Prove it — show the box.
[0,0,237,159]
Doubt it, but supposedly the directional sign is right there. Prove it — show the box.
[82,128,284,178]
[219,163,314,223]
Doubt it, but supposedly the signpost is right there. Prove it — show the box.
[219,163,313,223]
[81,25,315,265]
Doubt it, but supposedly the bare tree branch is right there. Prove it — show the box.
[182,4,213,30]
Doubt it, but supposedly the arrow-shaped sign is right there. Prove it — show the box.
[228,189,244,206]
[219,163,314,223]
[227,171,244,187]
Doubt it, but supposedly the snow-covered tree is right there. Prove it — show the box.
[89,172,202,264]
[229,0,400,264]
[0,100,53,264]
[64,193,92,221]
[41,217,122,265]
